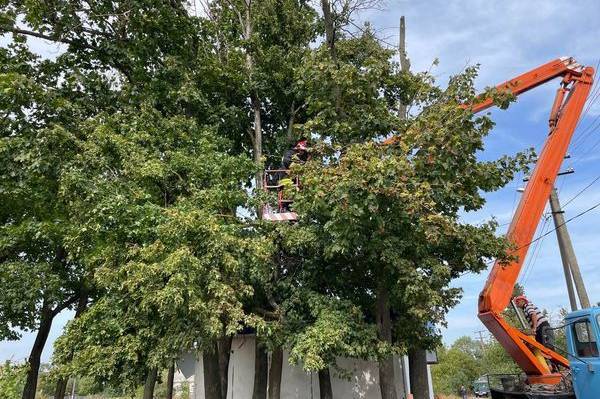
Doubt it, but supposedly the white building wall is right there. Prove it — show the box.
[177,335,423,399]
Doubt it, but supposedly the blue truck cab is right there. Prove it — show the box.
[565,307,600,399]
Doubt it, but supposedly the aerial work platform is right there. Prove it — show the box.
[261,169,298,222]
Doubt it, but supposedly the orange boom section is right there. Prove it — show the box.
[384,57,594,384]
[475,58,594,383]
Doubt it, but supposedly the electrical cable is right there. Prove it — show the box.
[486,197,600,267]
[561,174,600,209]
[570,57,600,149]
[520,214,550,287]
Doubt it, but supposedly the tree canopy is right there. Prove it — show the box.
[0,1,532,398]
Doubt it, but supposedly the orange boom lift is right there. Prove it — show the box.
[471,58,594,385]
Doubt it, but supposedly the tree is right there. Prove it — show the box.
[292,48,531,399]
[432,340,480,395]
[197,3,319,397]
[51,107,263,398]
[432,335,519,395]
[0,38,110,399]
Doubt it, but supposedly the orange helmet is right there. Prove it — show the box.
[514,295,528,306]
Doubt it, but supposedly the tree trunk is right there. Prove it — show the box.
[203,343,223,399]
[408,348,430,399]
[241,2,263,190]
[376,282,397,399]
[217,336,232,399]
[22,306,54,399]
[287,101,296,144]
[321,0,337,62]
[54,378,68,399]
[321,0,344,118]
[318,368,333,399]
[397,15,410,118]
[252,341,268,399]
[268,347,283,399]
[166,361,175,399]
[252,93,263,189]
[54,289,89,399]
[143,367,158,399]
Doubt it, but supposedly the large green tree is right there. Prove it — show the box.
[290,56,531,398]
[51,106,264,399]
[0,37,118,399]
[1,3,534,399]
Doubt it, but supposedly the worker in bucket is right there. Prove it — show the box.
[276,138,310,212]
[279,138,310,187]
[514,295,555,348]
[281,137,310,170]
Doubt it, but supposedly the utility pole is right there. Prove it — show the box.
[549,188,590,309]
[397,16,410,118]
[474,330,486,351]
[399,18,430,399]
[70,377,76,399]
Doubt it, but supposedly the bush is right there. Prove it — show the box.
[0,361,27,399]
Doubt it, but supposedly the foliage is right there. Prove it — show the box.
[0,40,94,341]
[0,361,27,399]
[432,336,519,395]
[52,107,263,390]
[432,339,481,395]
[291,62,532,357]
[0,0,534,394]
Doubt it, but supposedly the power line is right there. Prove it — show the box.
[561,174,600,209]
[487,197,600,267]
[520,213,550,287]
[570,57,600,150]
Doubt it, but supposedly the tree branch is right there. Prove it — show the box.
[51,294,80,317]
[0,25,74,45]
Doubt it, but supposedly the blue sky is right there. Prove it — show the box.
[3,0,600,362]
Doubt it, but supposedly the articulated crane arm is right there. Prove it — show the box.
[383,57,594,384]
[476,57,594,385]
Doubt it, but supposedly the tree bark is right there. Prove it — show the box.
[22,305,54,399]
[143,367,158,399]
[54,289,89,399]
[376,282,397,399]
[287,101,296,144]
[217,336,232,399]
[397,15,410,118]
[166,361,175,399]
[321,0,337,63]
[408,348,430,399]
[54,378,68,399]
[240,2,263,190]
[268,347,283,399]
[203,343,223,399]
[318,368,333,399]
[321,0,344,118]
[252,93,263,189]
[252,341,268,399]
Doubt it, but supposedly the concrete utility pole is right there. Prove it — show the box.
[397,16,410,118]
[70,377,76,399]
[474,330,486,350]
[549,188,590,309]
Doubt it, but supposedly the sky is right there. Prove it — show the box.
[3,0,600,362]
